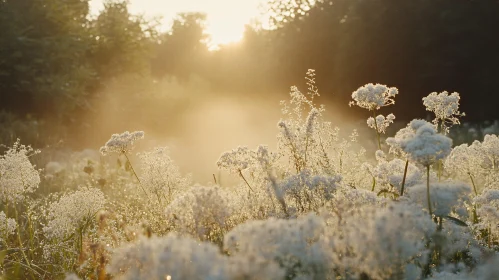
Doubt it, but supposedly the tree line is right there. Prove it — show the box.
[1,0,498,145]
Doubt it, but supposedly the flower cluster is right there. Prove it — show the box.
[107,234,285,280]
[374,158,422,192]
[0,211,16,243]
[225,213,332,279]
[100,131,144,155]
[350,83,398,110]
[44,188,106,240]
[138,147,191,202]
[407,181,471,217]
[165,186,232,242]
[422,91,465,134]
[0,140,40,202]
[367,113,396,134]
[217,146,257,173]
[344,202,436,279]
[392,119,452,166]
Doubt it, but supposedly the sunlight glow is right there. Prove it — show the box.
[89,0,263,48]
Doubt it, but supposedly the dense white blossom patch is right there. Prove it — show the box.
[44,188,106,240]
[0,211,16,243]
[107,234,285,280]
[0,140,40,202]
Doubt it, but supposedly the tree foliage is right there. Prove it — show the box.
[0,0,498,146]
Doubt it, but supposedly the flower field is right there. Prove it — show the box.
[1,70,498,280]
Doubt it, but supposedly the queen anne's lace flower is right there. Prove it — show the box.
[407,181,471,217]
[367,114,396,134]
[395,120,452,166]
[350,83,398,110]
[445,142,485,181]
[100,131,144,155]
[374,158,422,192]
[217,146,257,173]
[0,140,40,202]
[481,134,499,168]
[0,211,16,242]
[138,147,190,201]
[346,202,436,279]
[165,186,232,242]
[225,213,332,278]
[44,188,106,240]
[107,234,285,280]
[474,189,499,239]
[422,91,465,134]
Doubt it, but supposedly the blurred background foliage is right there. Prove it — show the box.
[0,0,498,148]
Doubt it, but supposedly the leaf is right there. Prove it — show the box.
[444,216,468,227]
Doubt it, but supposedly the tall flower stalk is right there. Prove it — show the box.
[350,83,398,150]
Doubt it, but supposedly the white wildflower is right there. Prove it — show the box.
[375,158,422,192]
[423,91,465,134]
[138,147,190,202]
[445,142,485,183]
[99,131,144,155]
[407,181,471,217]
[107,234,285,280]
[350,83,398,110]
[217,146,256,173]
[225,213,333,279]
[346,202,436,279]
[481,134,499,168]
[397,119,452,166]
[44,188,106,240]
[0,211,16,243]
[165,186,232,242]
[0,140,40,202]
[474,189,499,240]
[367,113,396,134]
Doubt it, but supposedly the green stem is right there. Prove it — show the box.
[469,174,478,196]
[372,110,381,150]
[122,152,148,197]
[400,159,409,196]
[15,206,36,279]
[427,165,433,217]
[469,173,479,224]
[238,169,254,193]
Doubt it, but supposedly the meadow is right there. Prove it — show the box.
[0,70,498,280]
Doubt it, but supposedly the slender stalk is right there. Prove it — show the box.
[371,177,376,192]
[122,152,148,197]
[469,173,479,224]
[426,165,433,217]
[469,174,478,196]
[400,159,409,196]
[238,169,254,193]
[372,110,381,150]
[15,206,36,279]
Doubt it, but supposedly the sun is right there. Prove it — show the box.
[206,22,245,50]
[89,0,262,50]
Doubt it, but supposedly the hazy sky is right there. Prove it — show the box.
[89,0,265,48]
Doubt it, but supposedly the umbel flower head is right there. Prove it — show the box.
[350,83,398,110]
[100,131,144,155]
[422,91,465,134]
[389,120,452,166]
[367,114,395,134]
